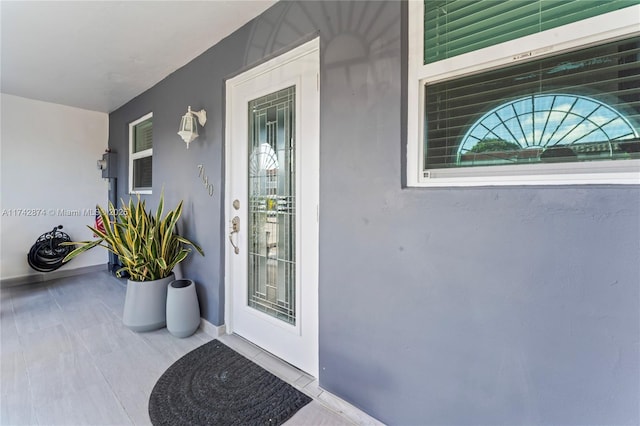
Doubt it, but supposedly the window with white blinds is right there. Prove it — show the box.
[129,112,153,194]
[425,37,640,170]
[407,0,640,186]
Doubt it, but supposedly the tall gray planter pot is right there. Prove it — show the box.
[166,279,200,338]
[122,273,174,332]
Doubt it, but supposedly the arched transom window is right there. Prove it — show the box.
[457,94,639,166]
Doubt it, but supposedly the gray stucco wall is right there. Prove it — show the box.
[108,26,252,325]
[109,1,640,424]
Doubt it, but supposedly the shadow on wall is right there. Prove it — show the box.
[243,1,400,180]
[244,1,399,94]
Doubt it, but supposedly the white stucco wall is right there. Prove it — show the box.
[0,94,109,280]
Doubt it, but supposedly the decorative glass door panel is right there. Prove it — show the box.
[247,86,296,325]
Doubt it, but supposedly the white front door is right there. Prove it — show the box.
[225,38,319,377]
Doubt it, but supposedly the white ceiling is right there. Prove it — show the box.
[1,1,278,113]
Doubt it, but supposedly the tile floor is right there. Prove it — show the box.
[0,270,382,425]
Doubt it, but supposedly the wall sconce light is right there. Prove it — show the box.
[178,106,207,149]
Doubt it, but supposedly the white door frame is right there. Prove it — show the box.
[224,38,320,376]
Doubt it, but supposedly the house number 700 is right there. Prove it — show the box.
[197,164,214,197]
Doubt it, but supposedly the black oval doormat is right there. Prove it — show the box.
[149,339,312,425]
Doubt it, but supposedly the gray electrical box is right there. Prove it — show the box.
[99,152,117,178]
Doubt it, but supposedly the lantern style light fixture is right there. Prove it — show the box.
[178,106,207,148]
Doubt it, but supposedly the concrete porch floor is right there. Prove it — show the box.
[0,270,382,425]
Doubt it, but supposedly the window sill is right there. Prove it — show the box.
[411,160,640,187]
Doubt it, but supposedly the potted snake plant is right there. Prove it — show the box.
[63,192,204,331]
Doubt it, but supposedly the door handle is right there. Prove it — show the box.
[229,216,240,255]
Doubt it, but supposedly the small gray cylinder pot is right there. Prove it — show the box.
[166,279,200,338]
